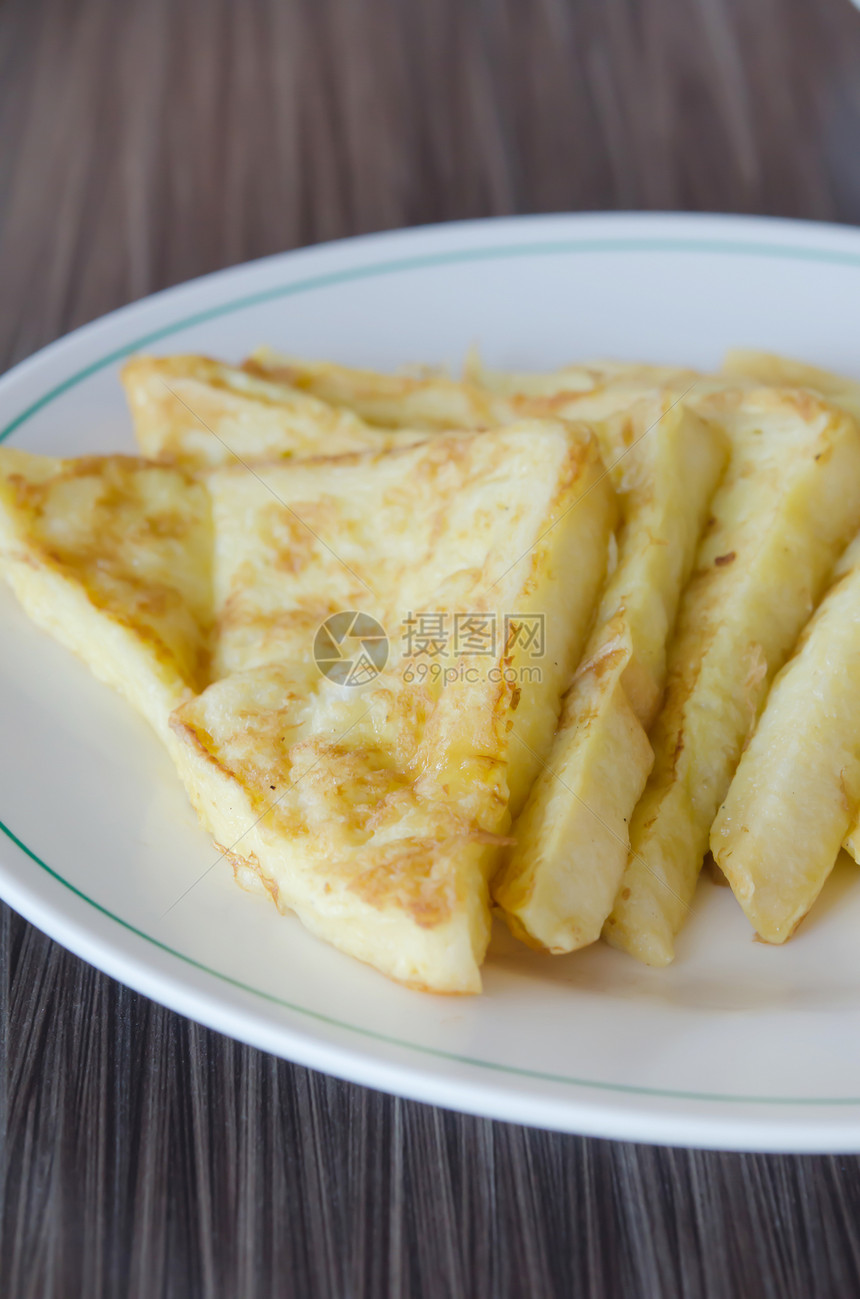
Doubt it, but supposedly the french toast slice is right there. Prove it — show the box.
[244,348,517,431]
[494,399,728,952]
[0,448,211,752]
[122,354,421,469]
[712,531,860,943]
[722,349,860,423]
[169,422,616,991]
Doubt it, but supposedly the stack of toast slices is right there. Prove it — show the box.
[3,347,860,992]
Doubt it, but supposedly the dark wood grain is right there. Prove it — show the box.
[3,0,860,1294]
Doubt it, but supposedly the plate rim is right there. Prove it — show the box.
[4,210,860,1149]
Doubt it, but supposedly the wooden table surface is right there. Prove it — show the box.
[3,0,860,1294]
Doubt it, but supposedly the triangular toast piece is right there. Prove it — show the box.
[169,422,615,991]
[466,356,706,408]
[722,350,860,422]
[603,388,860,965]
[0,449,212,752]
[245,348,518,430]
[712,531,860,942]
[494,397,728,952]
[122,355,422,469]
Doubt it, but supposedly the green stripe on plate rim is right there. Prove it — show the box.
[3,230,860,1110]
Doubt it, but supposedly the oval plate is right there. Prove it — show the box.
[3,212,860,1152]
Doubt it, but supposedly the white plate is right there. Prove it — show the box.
[4,212,860,1152]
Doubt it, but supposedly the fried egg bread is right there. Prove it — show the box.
[122,354,422,469]
[0,448,212,751]
[244,348,518,431]
[494,400,728,952]
[712,532,860,942]
[169,422,616,991]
